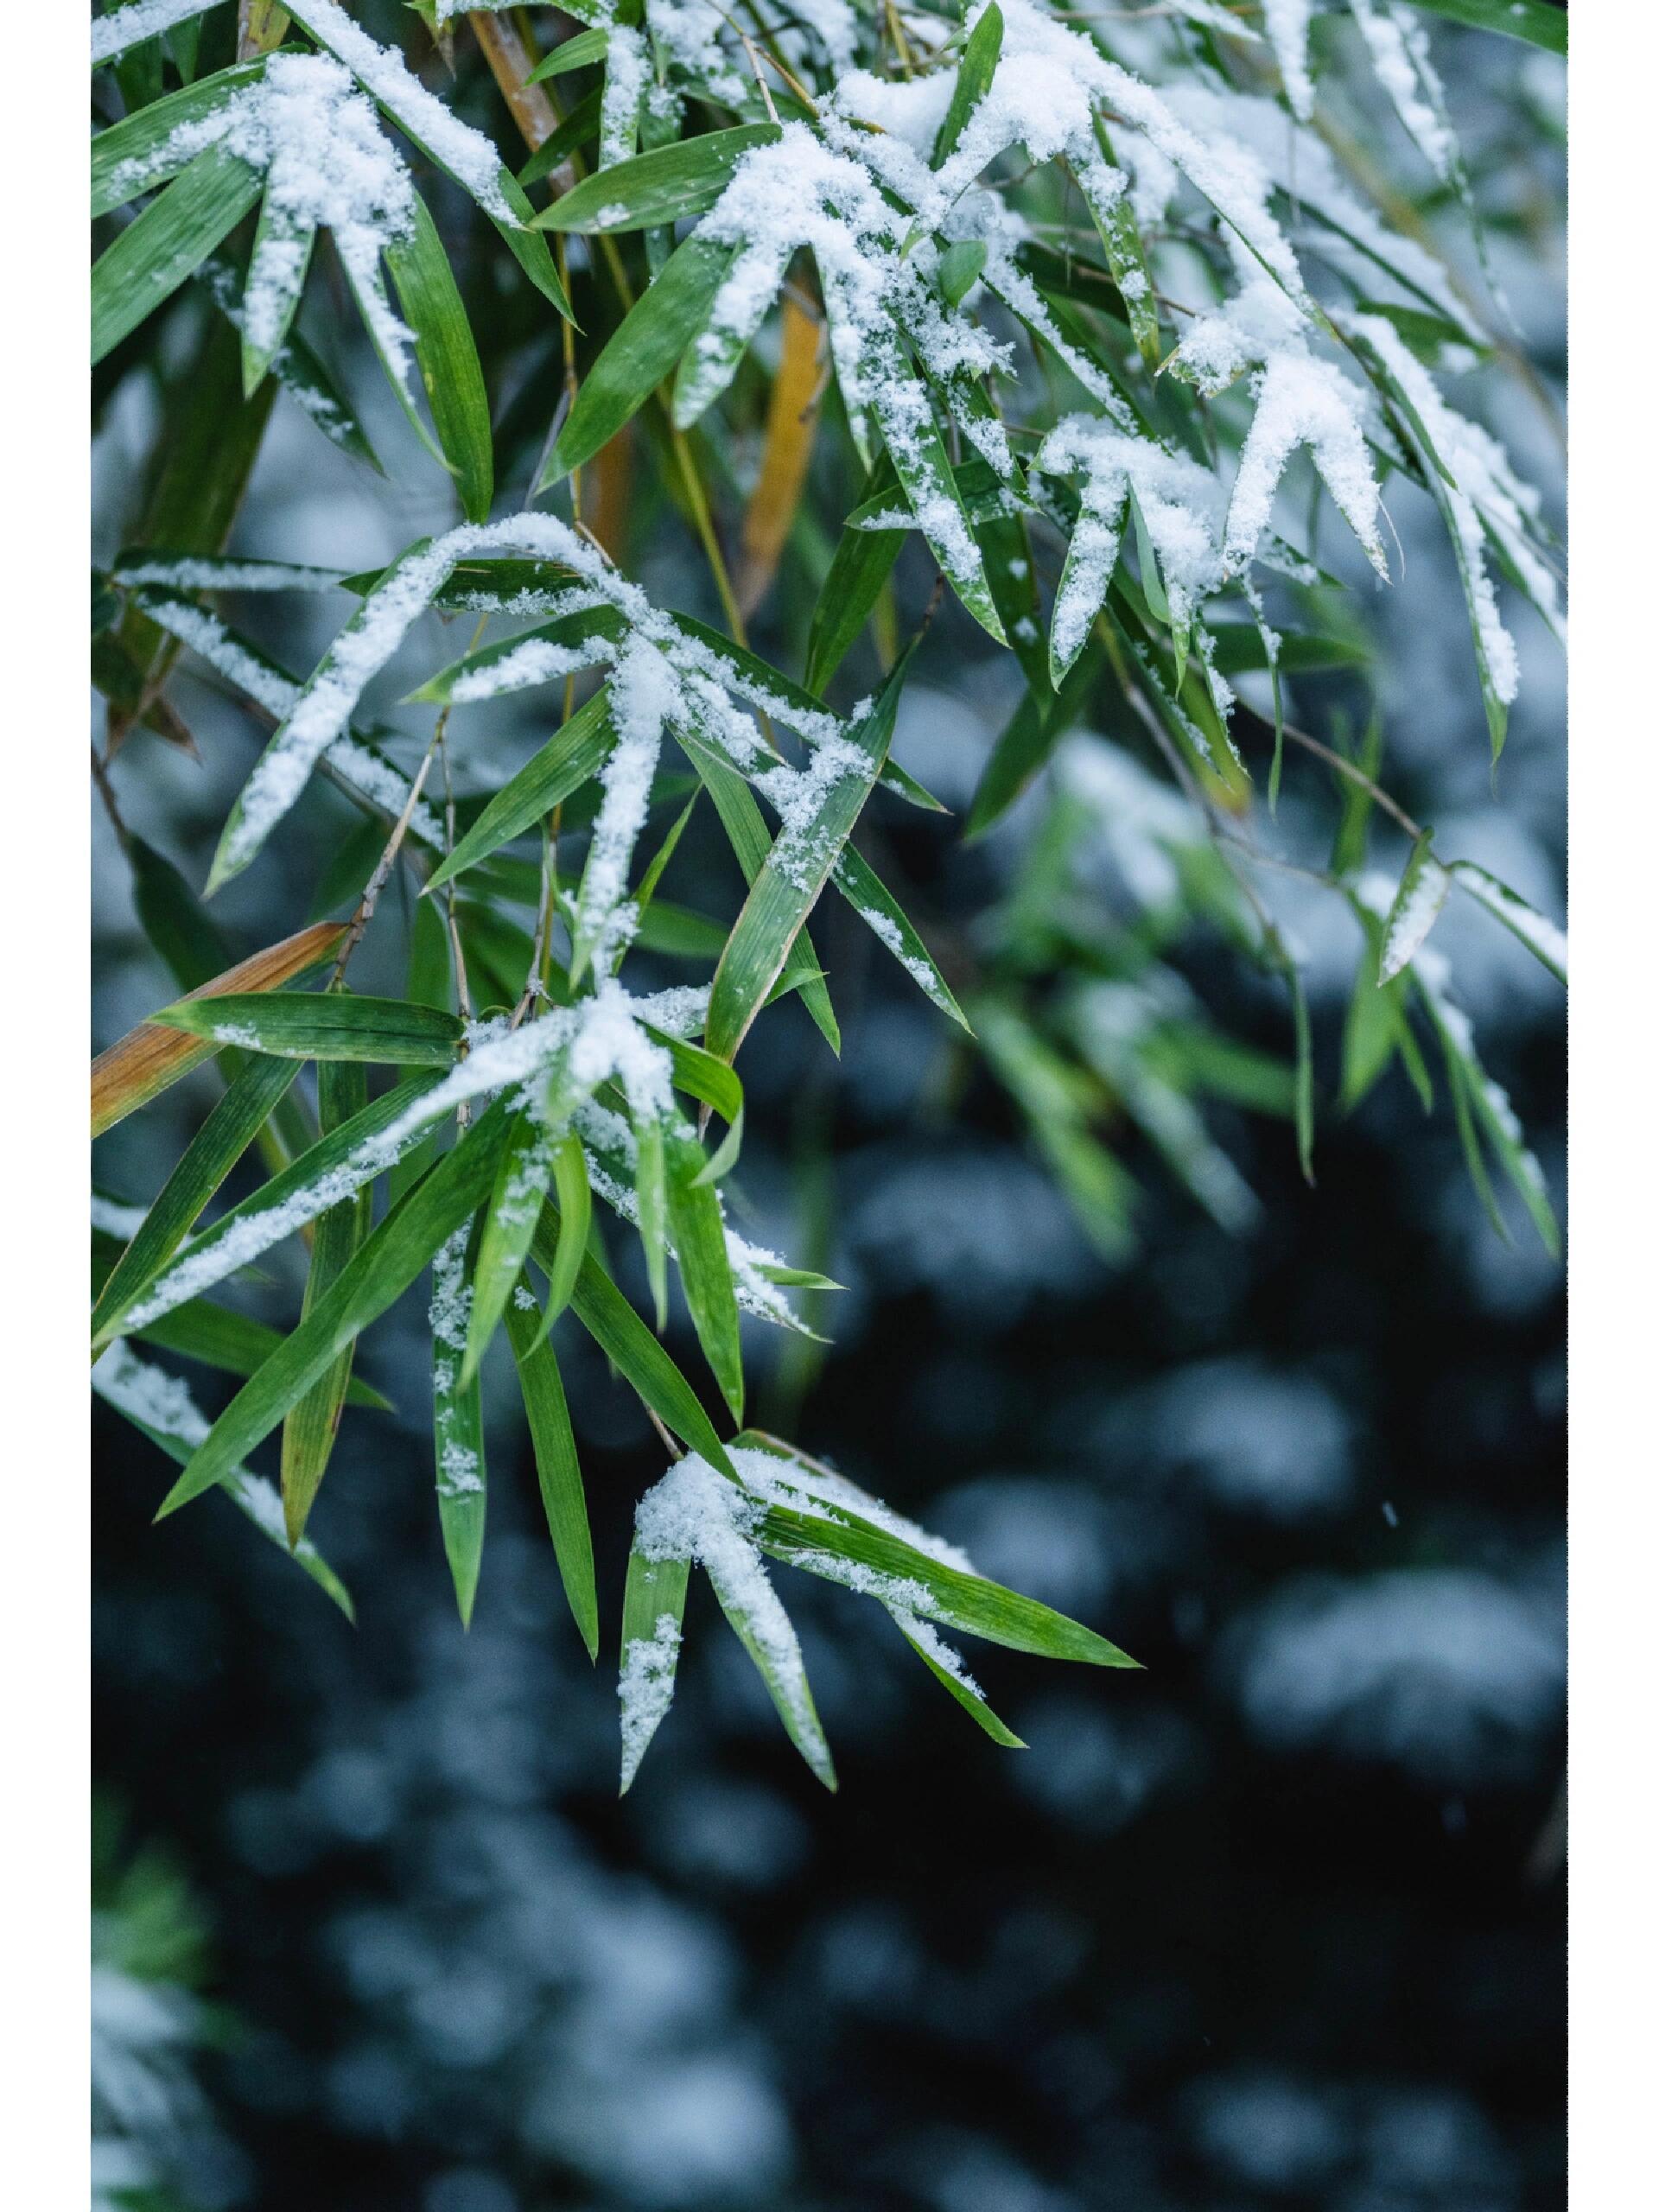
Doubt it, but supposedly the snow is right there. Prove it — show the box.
[618,1612,684,1791]
[1380,849,1451,981]
[117,54,420,388]
[1350,0,1456,179]
[92,1195,149,1242]
[599,24,649,170]
[1346,312,1550,699]
[1036,417,1226,673]
[289,0,518,226]
[115,556,344,594]
[90,0,213,67]
[632,1453,831,1778]
[1262,0,1315,122]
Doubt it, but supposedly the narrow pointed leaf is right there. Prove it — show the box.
[462,1114,555,1387]
[505,1293,599,1659]
[534,126,781,233]
[431,1226,488,1624]
[155,991,463,1066]
[280,1058,372,1545]
[618,1544,690,1791]
[92,922,347,1137]
[1379,829,1452,982]
[831,845,971,1029]
[664,1121,744,1422]
[91,60,267,217]
[92,143,264,365]
[385,188,495,523]
[889,1612,1027,1748]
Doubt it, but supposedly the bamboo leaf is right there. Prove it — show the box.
[91,1052,302,1351]
[462,1113,555,1388]
[525,27,609,82]
[92,143,264,365]
[1401,0,1565,52]
[538,1133,592,1338]
[154,991,463,1066]
[385,188,495,523]
[533,126,782,233]
[409,607,626,704]
[279,1058,372,1545]
[705,652,911,1063]
[618,1544,690,1791]
[544,232,735,485]
[737,294,822,617]
[91,922,347,1138]
[504,1292,598,1658]
[804,455,906,696]
[1449,861,1567,984]
[831,844,971,1030]
[890,1614,1027,1748]
[431,1226,488,1624]
[155,1101,515,1521]
[91,59,267,217]
[1378,829,1451,983]
[427,687,616,889]
[664,1120,744,1421]
[931,5,1003,166]
[530,1205,736,1477]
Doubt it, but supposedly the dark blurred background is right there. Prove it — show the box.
[91,16,1565,2210]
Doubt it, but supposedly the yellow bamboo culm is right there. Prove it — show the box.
[736,296,823,622]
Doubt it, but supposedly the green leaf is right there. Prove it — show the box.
[633,1110,670,1326]
[525,26,609,82]
[618,1542,690,1791]
[505,1292,599,1658]
[91,1052,302,1351]
[92,143,264,365]
[91,60,267,218]
[1448,861,1567,985]
[196,253,384,472]
[156,1101,515,1521]
[831,844,971,1030]
[154,991,463,1066]
[803,455,906,697]
[517,87,603,189]
[280,1058,373,1546]
[890,1615,1027,1748]
[669,715,841,1055]
[385,188,495,523]
[932,4,1003,166]
[535,1131,592,1342]
[127,1069,444,1344]
[1082,117,1162,365]
[938,238,987,310]
[755,1496,1137,1667]
[872,340,1006,643]
[544,232,735,485]
[462,1113,555,1388]
[1401,0,1565,53]
[427,687,616,890]
[534,125,782,233]
[239,196,316,397]
[664,1119,744,1422]
[530,1205,736,1477]
[705,654,911,1063]
[1378,829,1451,983]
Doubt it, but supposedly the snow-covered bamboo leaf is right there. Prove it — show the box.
[91,59,267,216]
[669,718,841,1055]
[92,1340,356,1621]
[279,1058,372,1547]
[831,845,970,1031]
[155,990,463,1066]
[1449,862,1566,984]
[91,921,347,1137]
[92,143,264,365]
[462,1114,556,1389]
[1378,829,1451,982]
[91,0,226,71]
[545,232,736,484]
[385,189,495,524]
[705,652,911,1064]
[889,1611,1027,1748]
[1409,956,1559,1255]
[504,1293,598,1660]
[238,194,316,397]
[618,1545,689,1792]
[119,1071,442,1332]
[749,1492,1136,1669]
[410,607,626,704]
[430,1226,488,1625]
[91,1052,301,1351]
[873,343,1007,643]
[196,254,383,470]
[155,1100,516,1522]
[535,125,782,234]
